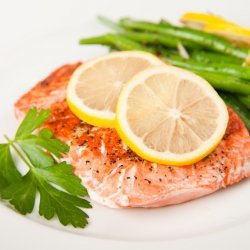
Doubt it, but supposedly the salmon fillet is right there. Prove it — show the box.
[15,63,250,208]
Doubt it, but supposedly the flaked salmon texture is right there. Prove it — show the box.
[15,63,250,208]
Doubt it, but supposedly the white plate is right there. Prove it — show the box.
[0,1,250,249]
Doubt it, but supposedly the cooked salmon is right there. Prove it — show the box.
[15,63,250,208]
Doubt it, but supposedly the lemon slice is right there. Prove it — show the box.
[181,12,250,46]
[67,51,164,127]
[116,66,229,166]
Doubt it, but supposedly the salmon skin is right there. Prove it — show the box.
[15,63,250,208]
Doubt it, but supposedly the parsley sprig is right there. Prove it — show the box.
[0,108,91,228]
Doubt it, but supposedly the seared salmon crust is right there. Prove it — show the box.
[15,63,250,208]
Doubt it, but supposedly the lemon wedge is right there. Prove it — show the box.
[180,12,250,47]
[67,51,164,127]
[116,66,228,166]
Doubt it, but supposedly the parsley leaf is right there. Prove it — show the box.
[38,179,90,228]
[35,162,88,196]
[18,138,54,168]
[0,144,21,189]
[0,108,91,228]
[15,108,69,168]
[1,172,37,214]
[15,108,50,139]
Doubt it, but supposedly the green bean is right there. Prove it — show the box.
[120,31,201,49]
[119,18,249,59]
[238,95,250,109]
[149,45,178,57]
[164,55,250,81]
[190,71,250,95]
[80,34,113,46]
[219,92,250,130]
[97,16,200,50]
[190,51,243,65]
[79,33,148,51]
[150,45,241,64]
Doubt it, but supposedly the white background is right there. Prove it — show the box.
[0,0,250,249]
[1,0,250,47]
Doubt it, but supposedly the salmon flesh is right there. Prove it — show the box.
[15,63,250,208]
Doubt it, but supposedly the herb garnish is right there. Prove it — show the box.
[0,108,91,228]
